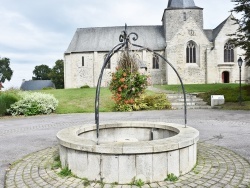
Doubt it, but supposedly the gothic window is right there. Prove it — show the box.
[152,55,159,69]
[82,56,84,66]
[186,41,196,63]
[224,42,234,62]
[104,54,111,69]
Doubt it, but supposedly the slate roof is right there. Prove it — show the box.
[203,15,232,42]
[204,30,214,42]
[65,25,166,54]
[212,16,230,41]
[167,0,202,9]
[20,80,55,91]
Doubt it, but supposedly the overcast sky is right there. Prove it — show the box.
[0,0,237,89]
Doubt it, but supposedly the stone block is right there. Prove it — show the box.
[87,153,101,180]
[152,152,168,182]
[102,154,119,183]
[188,144,195,169]
[118,155,136,184]
[168,150,180,177]
[180,147,189,175]
[73,151,88,178]
[59,145,68,167]
[211,95,225,107]
[136,154,153,183]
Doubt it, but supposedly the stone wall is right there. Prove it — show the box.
[166,17,211,84]
[64,50,166,88]
[163,8,203,41]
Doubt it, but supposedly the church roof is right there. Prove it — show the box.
[203,15,232,42]
[212,16,231,41]
[65,26,166,53]
[167,0,201,9]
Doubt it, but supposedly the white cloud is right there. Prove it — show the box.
[0,0,241,89]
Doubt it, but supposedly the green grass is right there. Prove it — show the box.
[41,88,115,114]
[40,88,160,114]
[155,84,244,93]
[157,84,250,110]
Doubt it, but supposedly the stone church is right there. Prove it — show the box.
[64,0,250,88]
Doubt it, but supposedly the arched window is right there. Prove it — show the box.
[186,41,196,63]
[152,55,159,69]
[104,54,111,69]
[224,42,234,62]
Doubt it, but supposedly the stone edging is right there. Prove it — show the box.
[57,121,199,154]
[5,143,250,187]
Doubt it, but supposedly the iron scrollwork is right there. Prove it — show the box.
[119,24,138,48]
[95,24,188,144]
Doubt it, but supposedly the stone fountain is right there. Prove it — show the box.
[57,25,199,184]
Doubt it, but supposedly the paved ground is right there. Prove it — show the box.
[1,109,250,187]
[4,143,250,187]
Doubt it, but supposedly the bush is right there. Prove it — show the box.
[109,52,148,111]
[80,85,90,89]
[8,91,58,116]
[0,92,19,116]
[198,85,250,105]
[133,94,172,111]
[42,87,55,90]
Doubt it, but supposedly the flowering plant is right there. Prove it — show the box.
[8,91,58,116]
[109,52,148,111]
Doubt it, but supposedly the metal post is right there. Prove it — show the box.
[237,57,243,105]
[239,65,242,105]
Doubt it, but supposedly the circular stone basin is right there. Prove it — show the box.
[57,121,199,184]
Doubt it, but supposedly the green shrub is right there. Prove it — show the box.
[164,173,178,182]
[8,91,58,116]
[134,179,145,187]
[133,94,171,111]
[198,85,250,105]
[42,87,55,90]
[58,166,72,177]
[80,85,90,88]
[109,52,148,111]
[0,92,19,116]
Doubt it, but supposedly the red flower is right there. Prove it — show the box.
[120,78,125,82]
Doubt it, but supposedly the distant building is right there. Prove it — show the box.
[64,0,250,88]
[20,80,55,91]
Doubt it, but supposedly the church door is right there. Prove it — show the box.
[222,71,230,83]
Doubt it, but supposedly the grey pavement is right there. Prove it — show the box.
[1,109,250,187]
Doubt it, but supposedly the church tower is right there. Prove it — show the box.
[163,0,203,41]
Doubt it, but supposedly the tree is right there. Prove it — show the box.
[32,64,51,80]
[230,0,250,66]
[0,57,13,83]
[49,60,64,89]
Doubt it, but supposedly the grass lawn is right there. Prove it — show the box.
[41,88,157,114]
[41,88,115,114]
[156,83,250,110]
[221,101,250,110]
[155,83,243,93]
[41,84,250,112]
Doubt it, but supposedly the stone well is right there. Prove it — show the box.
[57,121,199,184]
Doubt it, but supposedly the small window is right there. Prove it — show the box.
[186,41,196,63]
[82,56,84,66]
[104,54,111,69]
[152,56,159,69]
[224,42,234,62]
[183,12,187,21]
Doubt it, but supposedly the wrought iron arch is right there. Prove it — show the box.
[95,24,187,143]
